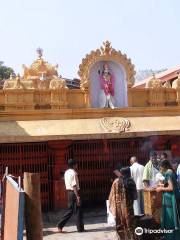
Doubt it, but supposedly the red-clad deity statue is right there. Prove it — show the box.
[99,63,115,109]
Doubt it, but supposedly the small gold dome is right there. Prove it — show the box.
[146,74,162,88]
[163,81,171,88]
[22,48,58,80]
[172,73,180,89]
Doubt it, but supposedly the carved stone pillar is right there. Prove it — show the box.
[51,89,68,109]
[175,89,180,106]
[149,88,165,107]
[50,77,68,109]
[83,88,90,108]
[127,88,133,107]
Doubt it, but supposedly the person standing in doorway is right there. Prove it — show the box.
[130,156,144,215]
[57,159,84,233]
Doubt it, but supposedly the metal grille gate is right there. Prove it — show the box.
[0,142,53,211]
[66,138,149,206]
[0,136,176,210]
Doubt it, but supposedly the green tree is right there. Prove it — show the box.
[0,61,15,81]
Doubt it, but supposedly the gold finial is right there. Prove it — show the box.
[152,71,156,78]
[103,40,111,48]
[101,41,112,55]
[10,73,15,79]
[36,47,43,59]
[16,73,20,79]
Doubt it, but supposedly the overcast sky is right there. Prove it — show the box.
[0,0,180,78]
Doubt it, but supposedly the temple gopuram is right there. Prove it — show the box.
[0,41,180,210]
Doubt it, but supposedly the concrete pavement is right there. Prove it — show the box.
[42,219,117,240]
[34,208,117,240]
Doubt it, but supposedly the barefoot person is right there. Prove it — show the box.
[57,159,84,233]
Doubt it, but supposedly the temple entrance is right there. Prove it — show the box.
[0,135,178,210]
[65,139,149,206]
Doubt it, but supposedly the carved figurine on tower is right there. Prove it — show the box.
[99,63,115,109]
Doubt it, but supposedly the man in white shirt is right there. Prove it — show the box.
[130,156,144,215]
[57,159,84,233]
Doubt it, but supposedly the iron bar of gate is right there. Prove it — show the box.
[89,141,91,203]
[0,142,53,212]
[57,138,159,207]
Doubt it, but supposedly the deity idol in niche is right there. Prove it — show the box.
[98,63,115,109]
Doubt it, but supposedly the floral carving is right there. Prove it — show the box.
[100,117,131,133]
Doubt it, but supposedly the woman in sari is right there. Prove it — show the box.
[156,160,180,240]
[109,166,137,240]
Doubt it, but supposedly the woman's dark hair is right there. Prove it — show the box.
[160,159,173,171]
[114,163,123,172]
[149,150,157,157]
[120,167,131,178]
[120,167,137,200]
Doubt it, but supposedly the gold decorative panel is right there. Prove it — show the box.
[78,41,136,89]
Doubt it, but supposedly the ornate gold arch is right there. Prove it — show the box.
[78,41,136,89]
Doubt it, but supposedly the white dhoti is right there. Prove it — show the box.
[99,90,115,109]
[133,190,144,216]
